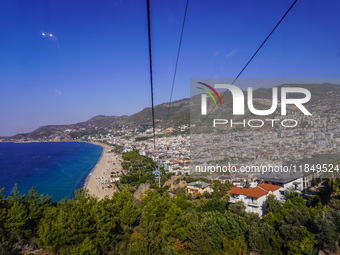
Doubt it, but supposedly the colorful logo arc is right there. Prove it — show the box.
[196,82,222,106]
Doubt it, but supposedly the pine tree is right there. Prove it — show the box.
[120,200,139,227]
[187,213,209,255]
[248,221,275,254]
[162,203,189,244]
[4,201,28,244]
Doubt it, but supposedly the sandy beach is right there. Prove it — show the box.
[85,143,123,199]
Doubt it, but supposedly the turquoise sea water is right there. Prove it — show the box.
[0,142,103,201]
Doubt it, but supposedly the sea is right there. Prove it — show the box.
[0,142,103,202]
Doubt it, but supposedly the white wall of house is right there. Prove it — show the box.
[283,177,304,191]
[271,188,285,202]
[243,195,267,217]
[229,186,287,217]
[230,194,267,217]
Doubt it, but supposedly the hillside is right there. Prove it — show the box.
[5,97,190,141]
[4,83,340,141]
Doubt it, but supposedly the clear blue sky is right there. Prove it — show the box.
[0,0,339,136]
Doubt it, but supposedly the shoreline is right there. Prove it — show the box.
[0,141,104,201]
[0,140,120,200]
[82,144,104,188]
[85,142,121,199]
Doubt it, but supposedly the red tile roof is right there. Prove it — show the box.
[228,186,268,198]
[228,187,245,195]
[258,183,281,192]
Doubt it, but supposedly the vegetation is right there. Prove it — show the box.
[101,141,124,154]
[120,151,156,187]
[135,136,152,142]
[1,178,340,254]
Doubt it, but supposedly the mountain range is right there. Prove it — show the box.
[3,83,340,141]
[5,98,190,141]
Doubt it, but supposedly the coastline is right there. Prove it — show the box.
[0,140,119,200]
[0,141,104,201]
[82,144,104,188]
[85,142,120,199]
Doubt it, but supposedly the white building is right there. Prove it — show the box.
[258,171,305,191]
[228,183,284,217]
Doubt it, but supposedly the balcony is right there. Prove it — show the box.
[229,196,240,203]
[247,200,259,207]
